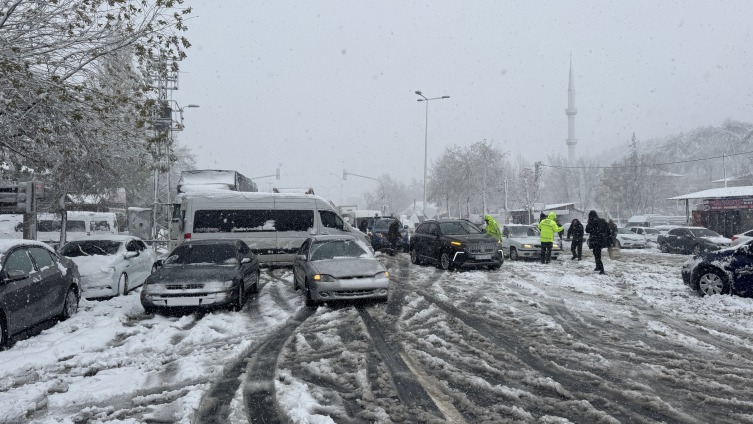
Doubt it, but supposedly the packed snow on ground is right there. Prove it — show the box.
[0,270,299,423]
[274,245,753,422]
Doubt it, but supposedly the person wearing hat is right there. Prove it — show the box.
[538,212,563,264]
[484,215,502,241]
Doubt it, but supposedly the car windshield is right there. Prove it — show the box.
[374,219,397,229]
[689,228,721,238]
[164,244,238,265]
[60,240,122,257]
[310,239,370,261]
[439,221,484,235]
[507,226,539,237]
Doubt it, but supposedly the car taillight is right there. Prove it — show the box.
[184,233,191,240]
[732,236,738,241]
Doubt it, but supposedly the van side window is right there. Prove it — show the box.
[276,210,315,232]
[67,220,87,232]
[194,210,274,233]
[319,210,344,231]
[92,221,110,231]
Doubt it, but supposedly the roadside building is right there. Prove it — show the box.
[668,186,753,237]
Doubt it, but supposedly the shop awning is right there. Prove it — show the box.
[668,186,753,200]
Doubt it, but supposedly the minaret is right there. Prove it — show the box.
[565,56,577,164]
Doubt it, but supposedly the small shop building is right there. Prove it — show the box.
[668,186,753,237]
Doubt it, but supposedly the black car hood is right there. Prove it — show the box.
[446,233,498,244]
[147,265,238,285]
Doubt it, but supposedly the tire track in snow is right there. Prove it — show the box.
[244,306,317,424]
[414,290,687,423]
[356,306,447,421]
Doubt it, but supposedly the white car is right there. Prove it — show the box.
[629,227,661,243]
[60,235,157,298]
[501,225,562,260]
[615,228,648,249]
[731,229,753,246]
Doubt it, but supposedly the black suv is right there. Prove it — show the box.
[409,219,503,270]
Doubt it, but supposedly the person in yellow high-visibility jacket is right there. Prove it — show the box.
[484,215,502,241]
[538,212,563,264]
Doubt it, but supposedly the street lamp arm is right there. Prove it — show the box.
[348,172,379,181]
[250,174,276,180]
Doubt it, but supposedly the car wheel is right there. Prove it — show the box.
[234,279,245,311]
[118,273,128,296]
[488,264,501,270]
[660,242,670,253]
[510,247,519,261]
[697,269,728,296]
[439,251,453,271]
[410,248,421,265]
[692,244,704,256]
[60,287,78,321]
[304,279,317,307]
[251,270,260,293]
[0,314,6,348]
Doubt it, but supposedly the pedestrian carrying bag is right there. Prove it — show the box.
[608,246,621,259]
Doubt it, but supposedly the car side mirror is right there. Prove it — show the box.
[154,259,164,269]
[6,270,28,281]
[124,251,138,259]
[296,254,307,261]
[241,257,251,264]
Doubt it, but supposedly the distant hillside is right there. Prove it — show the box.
[596,120,753,183]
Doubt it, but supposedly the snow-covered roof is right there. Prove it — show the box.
[0,239,56,253]
[175,188,330,204]
[668,186,753,200]
[543,202,577,210]
[711,175,743,183]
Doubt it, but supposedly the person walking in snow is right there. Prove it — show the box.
[538,212,563,264]
[484,215,502,241]
[586,210,611,274]
[567,218,584,260]
[387,218,401,249]
[608,219,618,247]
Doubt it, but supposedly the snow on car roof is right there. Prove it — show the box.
[0,239,56,253]
[175,189,331,204]
[63,235,135,242]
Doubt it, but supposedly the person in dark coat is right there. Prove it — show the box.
[567,219,584,260]
[585,210,611,274]
[387,219,402,249]
[358,219,368,234]
[608,219,618,247]
[539,212,547,222]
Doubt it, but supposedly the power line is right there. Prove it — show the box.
[540,149,753,170]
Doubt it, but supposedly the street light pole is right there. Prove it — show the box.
[329,173,343,206]
[415,91,450,219]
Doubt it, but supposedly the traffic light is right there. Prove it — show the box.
[16,182,32,213]
[0,186,16,204]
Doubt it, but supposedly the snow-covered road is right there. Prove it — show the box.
[4,248,753,423]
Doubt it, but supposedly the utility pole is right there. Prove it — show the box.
[147,51,179,240]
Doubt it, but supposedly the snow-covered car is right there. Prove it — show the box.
[410,220,504,270]
[629,227,660,243]
[0,240,80,347]
[60,235,157,298]
[614,228,648,249]
[293,235,389,305]
[657,227,732,255]
[682,240,753,296]
[140,239,260,313]
[369,217,409,252]
[501,225,562,261]
[731,229,753,246]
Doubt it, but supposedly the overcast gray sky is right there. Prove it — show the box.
[174,0,753,203]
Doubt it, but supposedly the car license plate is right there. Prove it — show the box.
[476,254,492,260]
[168,297,201,306]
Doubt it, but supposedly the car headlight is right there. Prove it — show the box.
[553,244,559,248]
[451,241,461,246]
[522,244,532,248]
[375,271,389,279]
[314,274,335,282]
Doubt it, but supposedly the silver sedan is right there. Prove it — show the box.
[292,235,389,306]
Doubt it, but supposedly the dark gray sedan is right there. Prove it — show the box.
[293,235,389,306]
[0,240,80,347]
[140,240,260,313]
